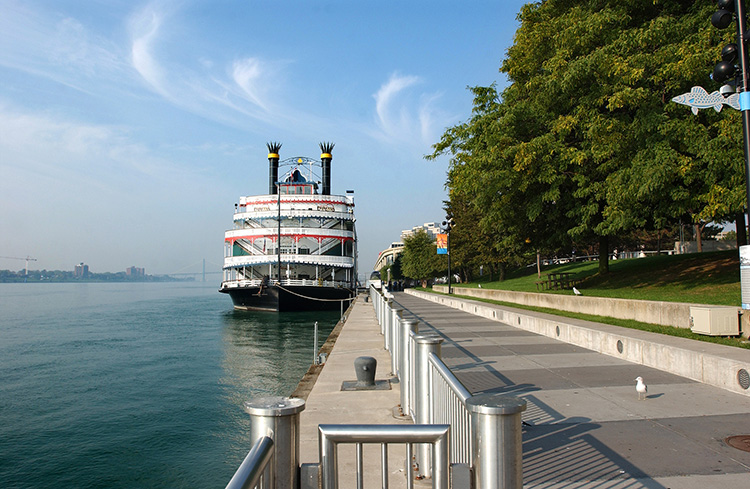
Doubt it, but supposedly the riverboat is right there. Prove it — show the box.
[219,142,357,311]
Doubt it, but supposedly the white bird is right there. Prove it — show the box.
[573,287,582,296]
[635,376,648,400]
[478,284,482,288]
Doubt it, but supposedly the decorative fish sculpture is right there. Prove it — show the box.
[671,86,740,114]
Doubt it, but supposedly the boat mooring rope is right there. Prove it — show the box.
[276,284,355,302]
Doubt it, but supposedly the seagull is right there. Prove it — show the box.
[635,376,648,400]
[573,287,582,296]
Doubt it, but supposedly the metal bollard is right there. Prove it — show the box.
[466,394,526,489]
[414,334,444,478]
[244,396,306,489]
[399,318,419,417]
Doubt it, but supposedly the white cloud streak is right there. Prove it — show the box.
[130,6,171,99]
[372,72,451,151]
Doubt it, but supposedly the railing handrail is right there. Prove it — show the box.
[428,352,471,403]
[225,436,274,489]
[221,278,353,289]
[223,255,355,268]
[428,352,472,465]
[318,424,450,489]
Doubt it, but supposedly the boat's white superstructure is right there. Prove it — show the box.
[220,143,356,311]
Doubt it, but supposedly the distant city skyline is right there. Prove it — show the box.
[0,0,526,275]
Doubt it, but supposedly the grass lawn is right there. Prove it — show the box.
[425,249,749,348]
[464,250,741,306]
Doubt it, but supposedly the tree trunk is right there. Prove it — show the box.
[536,250,542,278]
[499,263,506,281]
[598,235,609,274]
[737,212,748,247]
[657,230,662,254]
[694,224,702,252]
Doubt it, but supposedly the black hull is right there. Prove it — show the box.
[219,284,354,312]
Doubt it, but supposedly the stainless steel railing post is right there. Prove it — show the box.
[384,299,393,351]
[414,334,443,478]
[399,318,419,417]
[466,393,526,489]
[244,396,306,489]
[390,308,403,375]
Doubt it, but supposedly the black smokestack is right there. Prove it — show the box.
[320,142,334,195]
[267,142,281,194]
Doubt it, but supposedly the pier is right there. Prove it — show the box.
[229,288,750,488]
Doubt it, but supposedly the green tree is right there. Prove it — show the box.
[432,1,745,276]
[401,229,444,287]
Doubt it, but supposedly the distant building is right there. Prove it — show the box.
[126,266,145,277]
[374,222,442,271]
[400,222,441,241]
[374,242,405,271]
[74,262,89,278]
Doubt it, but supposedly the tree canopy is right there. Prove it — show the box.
[400,229,445,286]
[429,0,745,275]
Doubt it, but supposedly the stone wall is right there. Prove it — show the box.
[432,285,736,331]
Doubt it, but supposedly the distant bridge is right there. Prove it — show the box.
[165,259,222,282]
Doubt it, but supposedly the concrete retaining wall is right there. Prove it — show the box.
[432,285,708,329]
[407,289,750,397]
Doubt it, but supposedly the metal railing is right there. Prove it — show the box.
[429,352,472,465]
[223,255,355,268]
[221,278,352,289]
[225,289,526,489]
[226,436,274,489]
[318,424,450,489]
[370,285,526,489]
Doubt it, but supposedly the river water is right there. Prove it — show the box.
[0,282,339,489]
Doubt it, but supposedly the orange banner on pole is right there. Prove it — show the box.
[437,233,448,254]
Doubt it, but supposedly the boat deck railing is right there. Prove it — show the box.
[221,278,353,289]
[223,255,354,269]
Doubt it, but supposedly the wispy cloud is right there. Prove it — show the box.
[126,2,300,129]
[0,1,130,94]
[129,5,170,99]
[371,72,451,151]
[231,58,271,111]
[0,100,176,189]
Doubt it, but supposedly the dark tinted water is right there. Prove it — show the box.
[0,282,338,489]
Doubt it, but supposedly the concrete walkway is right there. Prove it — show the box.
[298,295,411,488]
[297,291,750,488]
[392,291,750,489]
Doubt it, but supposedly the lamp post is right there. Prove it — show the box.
[441,217,454,295]
[711,0,750,309]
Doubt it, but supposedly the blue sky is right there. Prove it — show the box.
[0,0,527,277]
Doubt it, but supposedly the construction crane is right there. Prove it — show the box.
[0,255,38,279]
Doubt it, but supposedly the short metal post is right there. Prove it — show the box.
[313,321,319,365]
[390,308,403,375]
[466,394,526,489]
[244,396,306,489]
[399,318,419,416]
[414,335,444,478]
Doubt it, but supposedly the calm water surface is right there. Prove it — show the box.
[0,282,339,489]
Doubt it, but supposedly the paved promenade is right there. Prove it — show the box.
[297,291,750,488]
[297,295,410,488]
[392,292,750,489]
